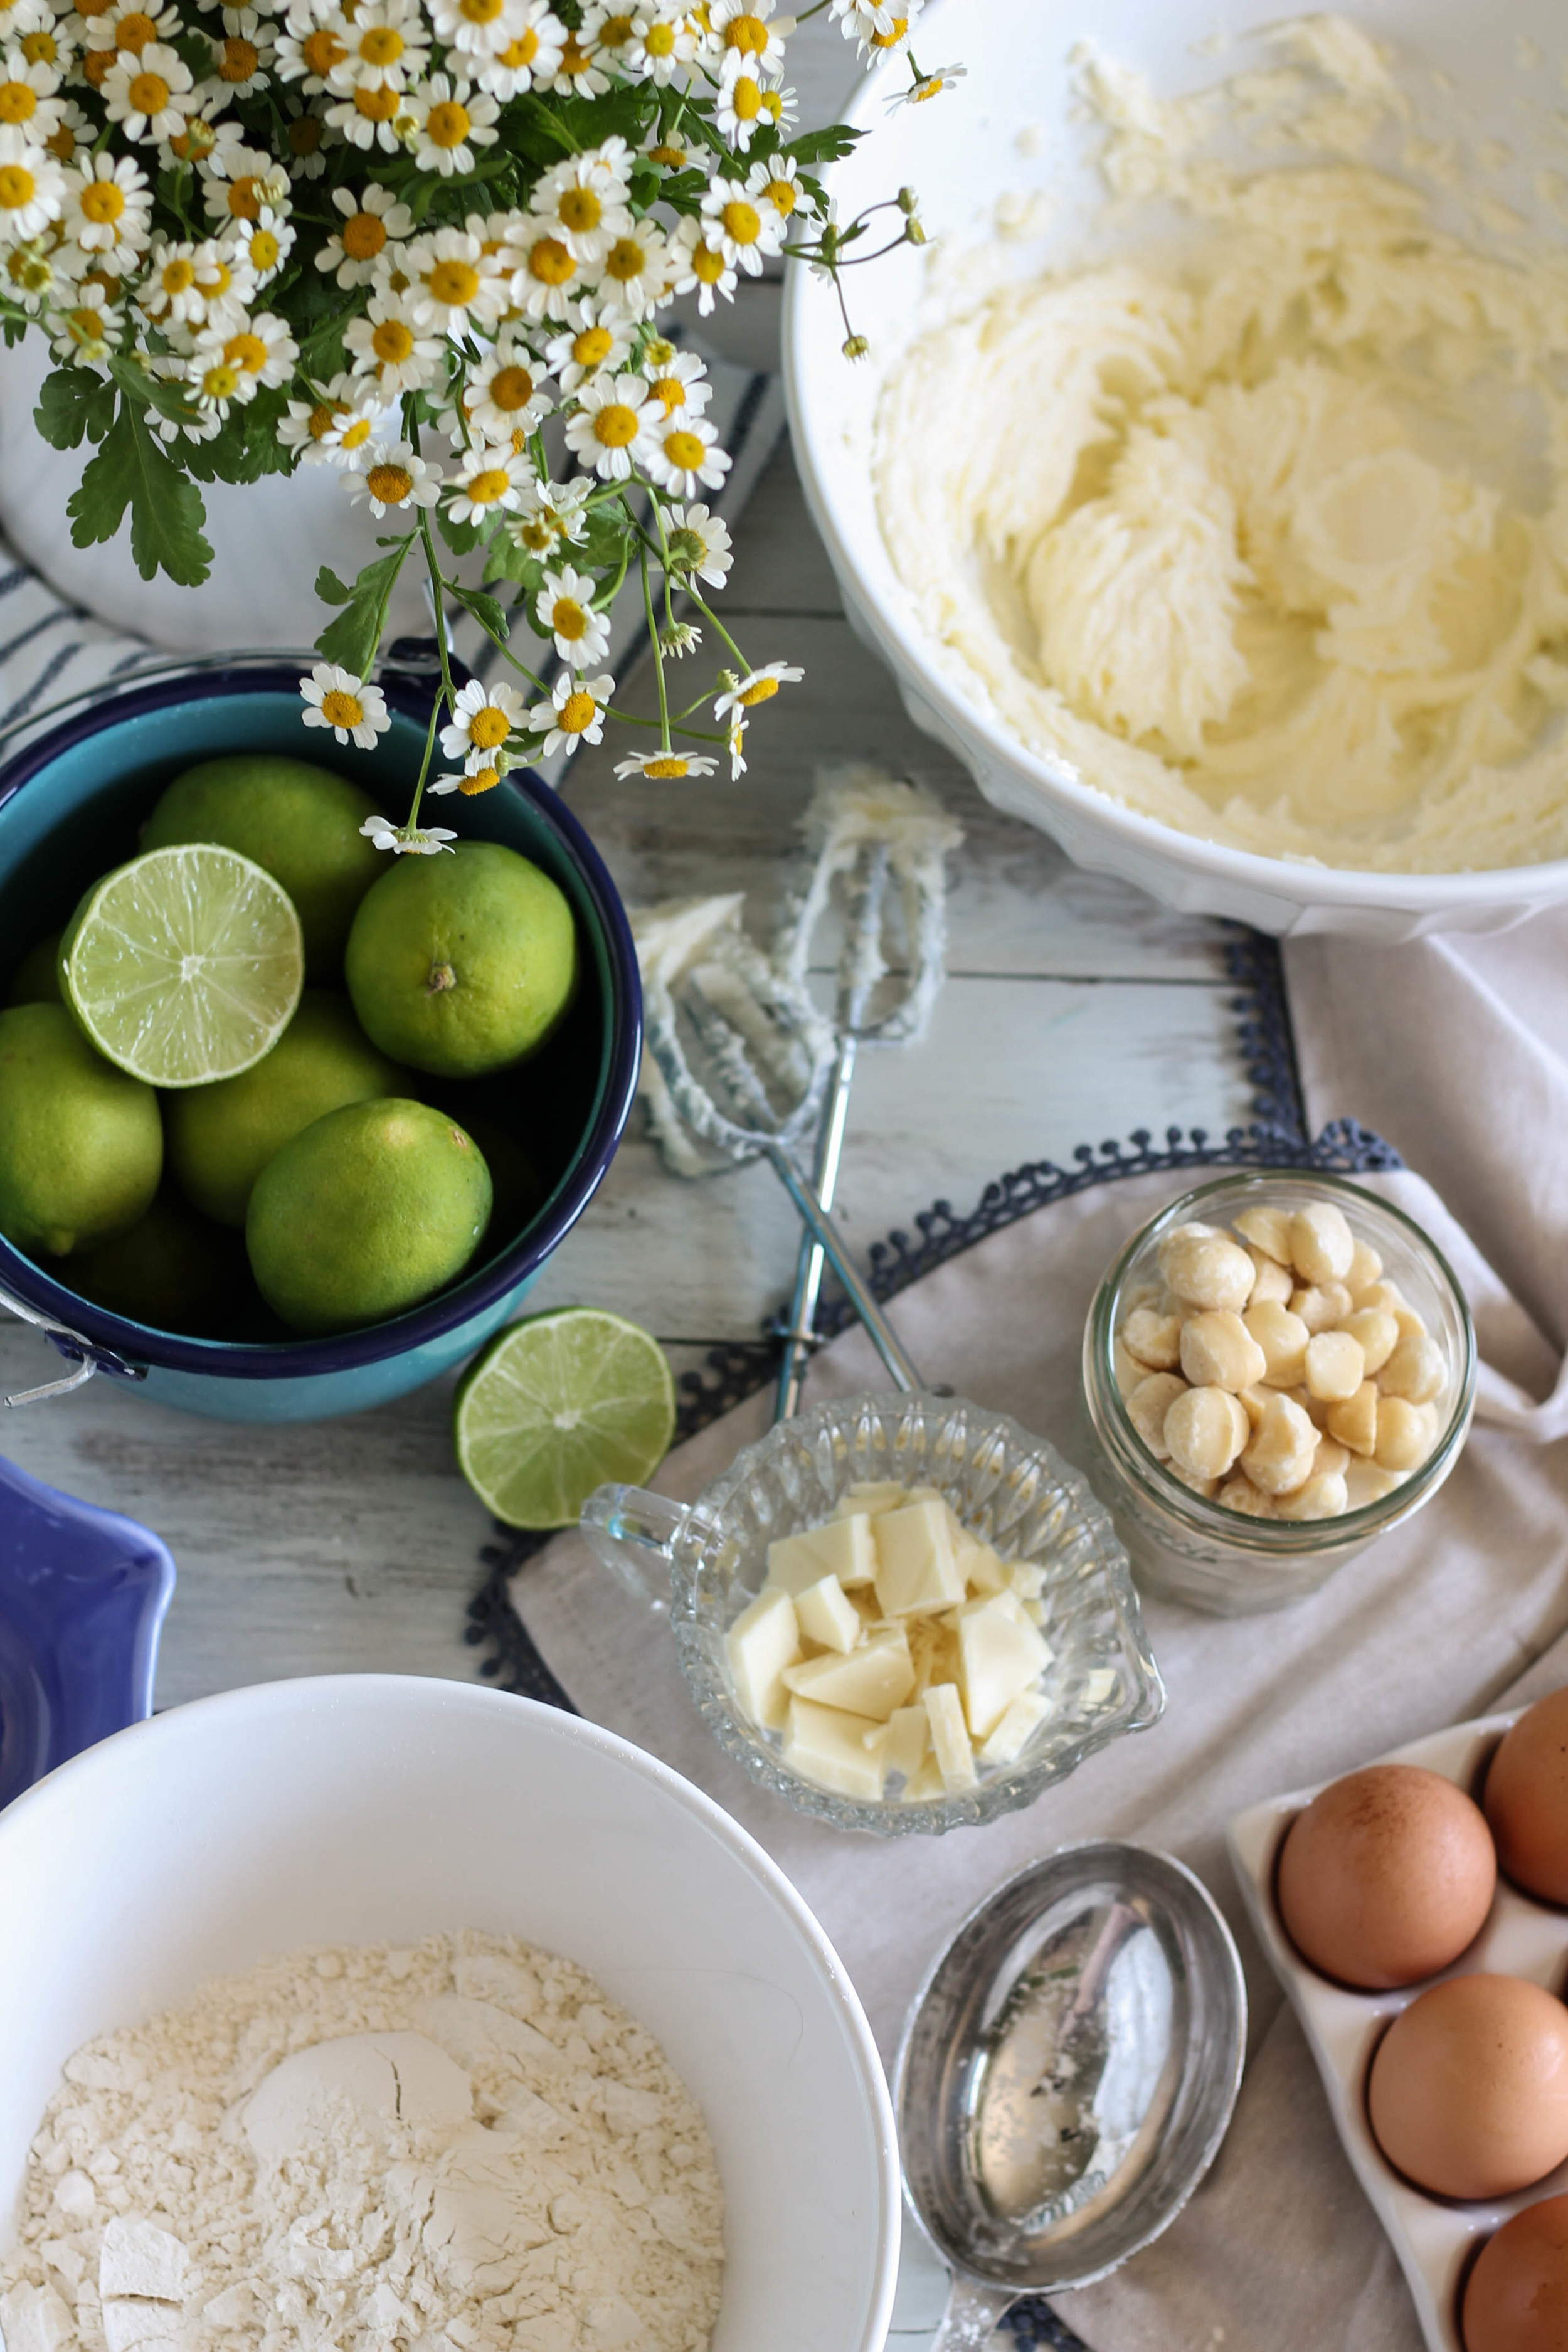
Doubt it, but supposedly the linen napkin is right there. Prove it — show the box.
[507,1124,1568,2350]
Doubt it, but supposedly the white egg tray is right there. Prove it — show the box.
[1226,1711,1568,2352]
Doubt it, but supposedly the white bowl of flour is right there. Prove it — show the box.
[0,1677,899,2352]
[785,0,1568,938]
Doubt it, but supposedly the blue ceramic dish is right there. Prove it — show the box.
[0,652,642,1420]
[0,1454,175,1808]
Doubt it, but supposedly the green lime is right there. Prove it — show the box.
[67,1187,246,1337]
[60,844,304,1089]
[453,1308,675,1529]
[345,841,577,1079]
[246,1097,492,1335]
[0,1002,162,1257]
[6,930,61,1007]
[166,989,401,1227]
[143,755,386,980]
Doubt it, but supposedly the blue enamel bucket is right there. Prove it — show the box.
[0,650,642,1421]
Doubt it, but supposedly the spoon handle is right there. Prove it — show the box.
[930,2280,1015,2351]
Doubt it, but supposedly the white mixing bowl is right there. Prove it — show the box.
[783,0,1568,939]
[0,1676,899,2352]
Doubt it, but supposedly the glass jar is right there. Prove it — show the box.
[1081,1173,1476,1616]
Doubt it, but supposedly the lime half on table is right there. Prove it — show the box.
[456,1308,677,1529]
[61,845,304,1088]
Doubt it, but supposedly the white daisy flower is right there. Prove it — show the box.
[315,181,411,287]
[226,203,294,285]
[199,140,286,229]
[60,152,150,267]
[644,413,729,497]
[661,501,732,586]
[0,0,54,38]
[534,565,610,665]
[302,665,391,748]
[275,10,347,90]
[641,341,710,419]
[564,369,654,481]
[829,0,921,57]
[725,715,748,779]
[527,671,613,756]
[595,215,670,320]
[324,75,405,150]
[709,0,787,73]
[342,438,443,516]
[470,0,563,95]
[317,383,387,465]
[529,141,630,268]
[578,1,644,72]
[38,97,91,168]
[439,675,527,761]
[137,235,255,329]
[700,174,783,275]
[344,287,445,394]
[0,48,64,138]
[428,760,506,797]
[48,292,121,364]
[278,376,361,462]
[428,0,529,61]
[155,107,230,178]
[713,659,803,720]
[80,0,179,55]
[281,92,327,174]
[506,474,590,554]
[189,346,257,416]
[715,55,772,149]
[753,77,797,134]
[888,57,962,109]
[2,233,63,309]
[669,215,736,315]
[613,748,719,778]
[543,296,630,393]
[541,18,608,93]
[443,442,532,527]
[462,334,553,442]
[0,127,62,236]
[502,211,583,322]
[403,222,507,338]
[8,12,70,72]
[205,8,274,98]
[326,0,426,93]
[660,618,701,656]
[746,151,802,224]
[406,73,497,176]
[193,307,299,393]
[102,42,195,140]
[361,813,457,853]
[618,0,694,82]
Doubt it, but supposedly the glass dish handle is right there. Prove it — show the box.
[580,1484,691,1610]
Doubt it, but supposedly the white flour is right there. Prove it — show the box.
[0,1932,724,2352]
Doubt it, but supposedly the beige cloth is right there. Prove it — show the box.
[509,921,1568,2352]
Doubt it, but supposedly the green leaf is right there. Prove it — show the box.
[68,400,213,587]
[481,537,548,593]
[313,537,417,675]
[34,366,117,452]
[448,584,509,645]
[786,125,864,166]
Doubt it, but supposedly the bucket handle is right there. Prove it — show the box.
[0,1276,147,1407]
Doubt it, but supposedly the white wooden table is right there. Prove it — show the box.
[0,28,1266,2343]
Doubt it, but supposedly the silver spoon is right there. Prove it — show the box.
[895,1841,1246,2348]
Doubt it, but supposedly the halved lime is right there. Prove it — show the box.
[61,845,305,1088]
[455,1308,677,1528]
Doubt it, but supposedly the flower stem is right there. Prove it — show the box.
[639,545,671,752]
[409,509,459,834]
[684,585,749,672]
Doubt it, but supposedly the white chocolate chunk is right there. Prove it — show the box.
[724,1587,800,1732]
[100,2220,188,2306]
[871,1704,931,1783]
[923,1682,978,1792]
[872,1500,965,1617]
[783,1698,886,1802]
[768,1513,876,1592]
[793,1573,861,1654]
[958,1532,1009,1595]
[782,1627,915,1720]
[953,1594,1052,1740]
[1007,1560,1045,1600]
[904,1755,946,1801]
[977,1690,1051,1767]
[831,1481,908,1520]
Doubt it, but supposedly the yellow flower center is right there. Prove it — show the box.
[302,26,344,73]
[19,29,58,62]
[559,689,596,733]
[459,765,501,794]
[497,28,537,65]
[201,361,241,398]
[644,19,674,51]
[469,705,511,746]
[82,47,114,85]
[759,85,782,118]
[0,162,35,208]
[65,305,109,346]
[307,400,342,440]
[868,14,906,43]
[551,597,588,640]
[127,69,171,114]
[250,226,280,270]
[201,258,233,295]
[169,115,216,158]
[569,325,610,369]
[664,428,704,469]
[593,401,639,448]
[371,317,414,361]
[653,376,687,415]
[82,266,121,300]
[339,414,374,447]
[225,329,267,373]
[461,0,504,19]
[358,22,403,63]
[429,256,479,305]
[721,198,760,246]
[724,12,766,53]
[0,81,36,121]
[225,174,262,220]
[527,234,574,285]
[766,174,795,215]
[740,674,780,704]
[80,178,127,222]
[603,236,646,282]
[116,12,159,51]
[160,255,195,291]
[649,139,684,166]
[730,73,760,119]
[558,34,593,73]
[368,461,413,502]
[599,11,633,41]
[45,122,75,159]
[487,364,536,411]
[321,689,364,728]
[354,81,400,117]
[426,97,469,147]
[557,184,601,233]
[341,209,386,259]
[519,515,553,550]
[289,110,323,152]
[642,755,689,777]
[220,35,258,79]
[4,246,49,289]
[691,240,725,283]
[465,468,511,507]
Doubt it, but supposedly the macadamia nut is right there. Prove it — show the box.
[1290,1203,1355,1285]
[1127,1372,1187,1458]
[1241,1392,1318,1496]
[1121,1306,1182,1371]
[1180,1310,1268,1394]
[1374,1397,1435,1472]
[1244,1301,1309,1387]
[1243,1246,1294,1306]
[1339,1308,1398,1375]
[1305,1329,1366,1403]
[1165,1385,1249,1481]
[1160,1229,1254,1313]
[1381,1331,1444,1403]
[1234,1205,1293,1264]
[1290,1282,1353,1334]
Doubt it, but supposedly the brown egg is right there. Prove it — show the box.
[1487,1691,1568,1904]
[1464,2196,1568,2352]
[1277,1762,1496,1989]
[1369,1975,1568,2200]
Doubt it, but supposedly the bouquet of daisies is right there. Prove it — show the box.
[0,0,955,844]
